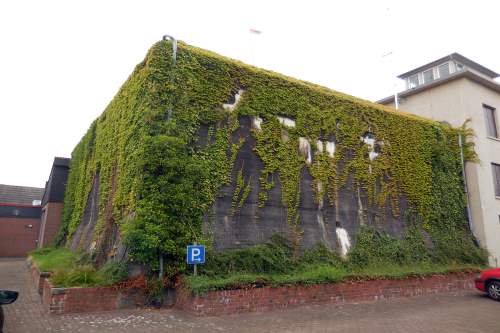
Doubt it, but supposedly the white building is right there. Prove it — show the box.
[378,53,500,267]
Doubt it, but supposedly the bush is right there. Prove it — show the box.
[51,265,102,287]
[98,261,129,285]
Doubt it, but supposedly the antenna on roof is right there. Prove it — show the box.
[162,34,177,120]
[382,51,399,110]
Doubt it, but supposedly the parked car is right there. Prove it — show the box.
[0,290,18,333]
[475,268,500,301]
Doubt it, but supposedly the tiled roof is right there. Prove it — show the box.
[0,184,45,205]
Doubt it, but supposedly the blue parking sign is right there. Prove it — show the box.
[187,245,205,264]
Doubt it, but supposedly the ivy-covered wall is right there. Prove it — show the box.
[56,40,485,269]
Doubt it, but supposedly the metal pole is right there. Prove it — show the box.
[458,134,474,235]
[193,241,197,276]
[162,34,177,120]
[159,253,164,279]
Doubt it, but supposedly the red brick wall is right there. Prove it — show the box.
[41,279,147,314]
[29,260,51,295]
[176,272,478,316]
[39,202,63,248]
[0,217,40,257]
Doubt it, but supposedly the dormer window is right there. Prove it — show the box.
[408,74,419,89]
[423,69,434,83]
[438,63,450,78]
[455,62,464,71]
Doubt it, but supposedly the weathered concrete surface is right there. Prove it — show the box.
[204,116,408,253]
[2,259,500,333]
[69,116,410,257]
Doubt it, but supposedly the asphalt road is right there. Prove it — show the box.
[2,258,499,333]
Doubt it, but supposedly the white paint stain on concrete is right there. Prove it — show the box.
[361,134,375,148]
[336,227,351,258]
[362,133,379,162]
[317,212,331,249]
[357,187,366,225]
[222,89,244,112]
[317,181,324,209]
[299,137,312,164]
[316,140,324,153]
[369,151,379,161]
[326,141,335,157]
[277,116,296,128]
[252,116,263,131]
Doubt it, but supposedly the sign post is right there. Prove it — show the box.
[186,243,205,276]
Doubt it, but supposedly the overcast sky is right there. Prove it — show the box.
[1,0,499,188]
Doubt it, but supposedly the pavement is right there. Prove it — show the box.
[1,258,500,333]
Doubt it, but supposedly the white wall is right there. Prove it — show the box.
[387,77,500,266]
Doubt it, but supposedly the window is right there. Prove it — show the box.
[484,105,499,138]
[438,63,450,78]
[423,69,434,83]
[456,62,464,71]
[492,163,500,197]
[408,75,419,89]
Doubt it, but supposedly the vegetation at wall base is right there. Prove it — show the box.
[186,237,484,295]
[53,39,486,279]
[30,248,128,288]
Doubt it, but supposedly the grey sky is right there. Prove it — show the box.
[1,0,499,187]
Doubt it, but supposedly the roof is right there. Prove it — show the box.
[397,53,499,79]
[0,184,44,205]
[377,69,500,105]
[41,157,70,206]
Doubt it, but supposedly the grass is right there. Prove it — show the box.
[29,248,128,288]
[29,241,484,291]
[185,262,483,295]
[29,247,80,272]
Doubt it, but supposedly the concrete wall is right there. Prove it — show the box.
[385,77,500,266]
[202,116,408,254]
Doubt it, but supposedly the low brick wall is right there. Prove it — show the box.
[28,259,147,314]
[42,279,147,314]
[28,259,51,295]
[176,272,478,316]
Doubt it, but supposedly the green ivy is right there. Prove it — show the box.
[55,40,486,272]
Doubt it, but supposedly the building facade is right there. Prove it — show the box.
[378,53,500,267]
[0,157,70,257]
[0,185,43,257]
[39,157,70,248]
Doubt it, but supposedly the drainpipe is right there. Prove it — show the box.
[162,34,177,120]
[158,34,178,277]
[458,134,474,235]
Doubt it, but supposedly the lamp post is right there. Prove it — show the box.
[162,34,177,120]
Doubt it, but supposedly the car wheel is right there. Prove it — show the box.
[487,281,500,301]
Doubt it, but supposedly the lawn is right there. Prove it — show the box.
[186,262,482,295]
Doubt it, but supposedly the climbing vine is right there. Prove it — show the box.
[55,40,486,270]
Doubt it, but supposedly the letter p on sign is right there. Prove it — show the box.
[187,245,205,264]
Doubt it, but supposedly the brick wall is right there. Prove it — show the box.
[28,259,50,295]
[38,202,64,248]
[176,272,478,316]
[30,255,478,316]
[41,279,147,314]
[0,217,40,257]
